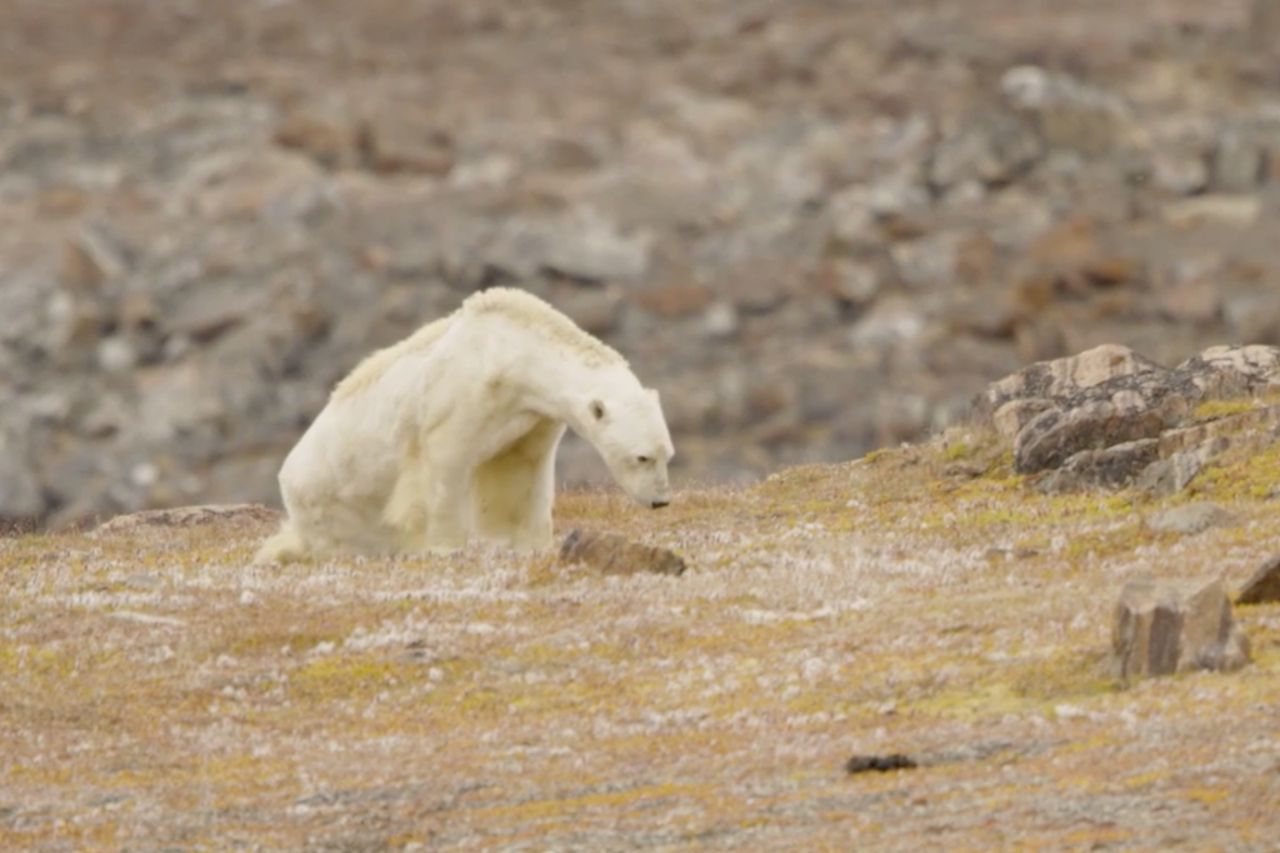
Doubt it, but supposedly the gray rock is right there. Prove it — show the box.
[1135,452,1203,498]
[1175,345,1280,397]
[1237,554,1280,605]
[999,65,1131,153]
[1038,438,1159,493]
[0,427,45,522]
[973,343,1166,424]
[927,111,1041,190]
[1212,129,1265,192]
[1151,149,1208,196]
[1113,576,1251,681]
[1146,502,1232,536]
[1015,400,1168,474]
[487,211,652,284]
[1251,0,1280,46]
[991,398,1056,442]
[890,232,961,290]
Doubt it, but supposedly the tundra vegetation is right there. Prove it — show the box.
[3,418,1278,849]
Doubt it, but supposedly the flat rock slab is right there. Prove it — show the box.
[94,503,281,535]
[1112,576,1251,681]
[559,529,687,577]
[1145,502,1232,536]
[1237,554,1280,605]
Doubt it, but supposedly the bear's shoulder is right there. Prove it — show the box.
[462,288,626,368]
[331,315,453,401]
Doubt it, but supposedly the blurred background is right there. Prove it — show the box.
[2,0,1279,528]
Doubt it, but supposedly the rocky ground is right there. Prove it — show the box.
[4,0,1280,526]
[3,386,1280,849]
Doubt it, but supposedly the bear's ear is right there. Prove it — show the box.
[589,399,607,421]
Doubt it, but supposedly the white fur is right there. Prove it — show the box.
[255,288,674,563]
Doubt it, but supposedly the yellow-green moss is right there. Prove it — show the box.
[1193,399,1259,421]
[290,654,417,700]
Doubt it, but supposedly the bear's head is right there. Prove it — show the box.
[581,388,674,508]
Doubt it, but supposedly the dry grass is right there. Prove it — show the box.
[3,437,1280,850]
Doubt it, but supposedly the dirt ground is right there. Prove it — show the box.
[3,432,1278,850]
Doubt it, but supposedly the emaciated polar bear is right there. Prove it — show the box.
[255,287,674,562]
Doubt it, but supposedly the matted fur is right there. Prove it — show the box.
[331,288,624,402]
[332,317,451,401]
[463,288,626,368]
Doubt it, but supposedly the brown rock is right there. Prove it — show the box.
[635,283,713,318]
[1237,554,1280,605]
[1113,576,1251,681]
[1159,280,1221,325]
[274,111,357,169]
[559,529,686,577]
[358,116,455,176]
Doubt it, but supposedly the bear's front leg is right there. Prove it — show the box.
[419,459,474,552]
[472,419,563,551]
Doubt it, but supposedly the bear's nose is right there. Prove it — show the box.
[651,499,670,509]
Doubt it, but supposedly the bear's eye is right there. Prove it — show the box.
[636,455,653,465]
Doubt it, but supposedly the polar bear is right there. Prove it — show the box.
[255,287,674,563]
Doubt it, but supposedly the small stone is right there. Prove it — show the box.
[1146,502,1232,536]
[1163,195,1262,229]
[1212,129,1265,192]
[1237,554,1280,605]
[635,283,713,318]
[845,753,917,774]
[1151,150,1209,196]
[558,529,686,577]
[538,212,652,283]
[358,116,454,176]
[1159,280,1221,325]
[1113,576,1251,681]
[96,336,137,373]
[274,109,357,169]
[927,111,1041,190]
[702,301,739,339]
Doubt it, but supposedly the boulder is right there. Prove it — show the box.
[1112,576,1251,681]
[973,343,1165,423]
[977,344,1280,483]
[1015,400,1167,474]
[1037,439,1158,493]
[559,530,687,577]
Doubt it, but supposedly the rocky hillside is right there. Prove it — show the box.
[3,366,1280,847]
[4,0,1280,526]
